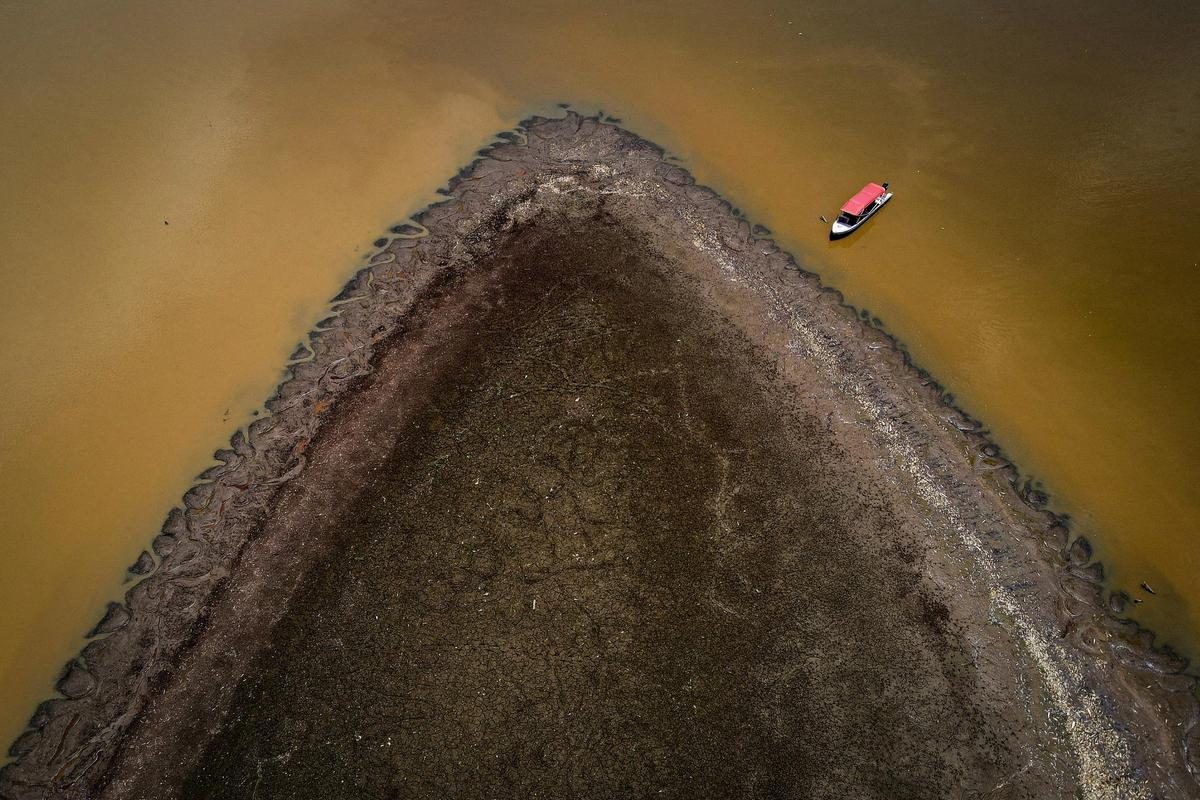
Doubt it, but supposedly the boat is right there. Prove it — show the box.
[830,181,891,239]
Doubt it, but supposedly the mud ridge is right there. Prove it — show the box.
[1,112,1197,799]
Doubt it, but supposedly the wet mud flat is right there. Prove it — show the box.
[3,115,1199,799]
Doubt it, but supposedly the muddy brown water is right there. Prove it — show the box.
[1,0,1199,756]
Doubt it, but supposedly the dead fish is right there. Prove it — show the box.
[1140,582,1157,595]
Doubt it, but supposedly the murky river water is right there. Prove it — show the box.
[1,0,1198,748]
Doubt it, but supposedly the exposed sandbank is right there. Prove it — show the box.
[2,114,1197,798]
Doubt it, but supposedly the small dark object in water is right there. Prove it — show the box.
[820,215,828,224]
[373,238,388,248]
[1141,582,1157,595]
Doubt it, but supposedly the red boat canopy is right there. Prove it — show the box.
[841,183,886,216]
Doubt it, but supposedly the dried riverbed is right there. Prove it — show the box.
[2,115,1197,799]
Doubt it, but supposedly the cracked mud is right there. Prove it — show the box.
[185,222,1026,798]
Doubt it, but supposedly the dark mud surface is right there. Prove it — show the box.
[3,114,1198,799]
[184,223,1031,798]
